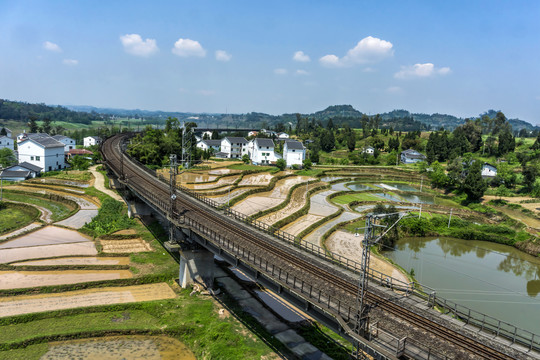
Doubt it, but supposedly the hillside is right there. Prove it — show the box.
[2,99,538,133]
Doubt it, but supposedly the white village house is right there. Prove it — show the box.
[362,146,375,155]
[0,136,14,150]
[196,139,222,152]
[18,135,66,172]
[481,163,497,178]
[221,137,248,158]
[0,127,12,138]
[400,149,427,164]
[283,140,305,167]
[249,138,278,165]
[0,162,42,181]
[84,136,102,147]
[52,135,76,152]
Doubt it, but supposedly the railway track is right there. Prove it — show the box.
[102,133,517,360]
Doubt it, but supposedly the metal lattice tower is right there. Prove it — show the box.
[169,154,178,243]
[181,122,193,169]
[354,212,408,359]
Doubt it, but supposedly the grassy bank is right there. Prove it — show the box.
[0,202,40,235]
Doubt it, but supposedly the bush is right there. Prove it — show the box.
[401,217,434,236]
[83,198,135,236]
[276,158,286,171]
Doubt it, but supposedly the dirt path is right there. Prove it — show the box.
[326,230,409,285]
[89,165,123,201]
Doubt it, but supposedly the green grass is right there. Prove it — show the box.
[295,168,325,177]
[332,193,381,204]
[0,291,279,360]
[84,186,113,204]
[0,202,40,235]
[1,192,73,222]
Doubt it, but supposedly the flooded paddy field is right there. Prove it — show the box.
[258,183,319,225]
[0,242,98,264]
[184,175,240,190]
[0,226,91,248]
[232,176,310,216]
[237,172,275,186]
[208,187,256,204]
[41,335,195,360]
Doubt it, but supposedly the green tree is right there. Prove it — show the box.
[320,129,335,152]
[462,160,487,201]
[28,115,38,133]
[0,148,16,167]
[497,129,515,156]
[42,117,52,134]
[0,128,6,136]
[347,131,356,152]
[68,155,90,170]
[242,154,250,164]
[428,161,449,188]
[303,159,312,170]
[276,158,286,170]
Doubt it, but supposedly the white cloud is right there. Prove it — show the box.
[120,34,158,57]
[386,86,402,93]
[43,41,61,52]
[394,63,451,79]
[293,51,310,62]
[215,50,232,62]
[319,36,393,67]
[295,69,309,76]
[319,54,341,67]
[197,90,215,96]
[172,38,206,57]
[363,67,376,73]
[62,59,78,66]
[274,68,287,75]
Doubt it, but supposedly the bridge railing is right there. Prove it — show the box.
[118,149,540,353]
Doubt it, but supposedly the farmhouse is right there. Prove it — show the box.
[52,135,76,152]
[0,136,14,150]
[196,139,222,152]
[400,149,426,164]
[362,146,375,155]
[221,137,248,158]
[18,135,66,172]
[283,140,305,167]
[481,163,497,178]
[84,136,102,147]
[249,138,278,165]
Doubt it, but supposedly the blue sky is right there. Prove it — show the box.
[1,1,539,123]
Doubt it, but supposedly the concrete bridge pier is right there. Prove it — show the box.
[178,248,216,291]
[126,200,152,218]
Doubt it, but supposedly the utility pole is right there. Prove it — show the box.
[448,208,453,228]
[420,177,423,192]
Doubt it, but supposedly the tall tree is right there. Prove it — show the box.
[498,129,515,156]
[462,160,487,201]
[27,115,38,133]
[347,131,356,152]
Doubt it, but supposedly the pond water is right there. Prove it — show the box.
[384,237,540,335]
[378,183,419,192]
[397,193,436,204]
[41,335,195,359]
[373,193,403,203]
[320,176,346,182]
[347,184,373,191]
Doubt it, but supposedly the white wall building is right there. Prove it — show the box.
[18,136,66,172]
[362,146,374,155]
[481,163,497,178]
[52,135,76,152]
[221,137,248,158]
[250,138,278,165]
[0,127,12,138]
[196,139,222,152]
[283,140,305,167]
[277,132,289,140]
[84,136,102,147]
[0,136,14,150]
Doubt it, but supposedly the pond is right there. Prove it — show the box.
[346,183,373,191]
[383,237,540,335]
[377,183,419,192]
[397,193,436,204]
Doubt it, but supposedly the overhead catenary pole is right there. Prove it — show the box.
[169,154,178,243]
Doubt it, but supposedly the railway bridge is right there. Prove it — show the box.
[101,133,540,360]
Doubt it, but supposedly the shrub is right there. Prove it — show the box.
[83,198,135,236]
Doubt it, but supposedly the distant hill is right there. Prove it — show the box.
[2,99,538,133]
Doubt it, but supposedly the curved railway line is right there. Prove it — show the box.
[102,133,522,360]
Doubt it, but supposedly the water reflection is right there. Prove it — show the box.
[398,193,436,204]
[385,237,540,334]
